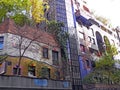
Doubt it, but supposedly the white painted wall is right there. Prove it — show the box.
[0,33,60,66]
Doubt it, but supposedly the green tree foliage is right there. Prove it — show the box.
[11,14,31,26]
[95,54,114,70]
[0,0,30,22]
[0,0,48,26]
[0,54,8,63]
[91,11,112,26]
[40,66,50,79]
[47,21,64,34]
[46,21,69,57]
[95,45,117,70]
[107,45,118,55]
[31,0,45,23]
[46,21,69,79]
[83,45,119,84]
[47,21,69,48]
[95,15,110,25]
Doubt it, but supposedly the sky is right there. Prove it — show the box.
[86,0,120,27]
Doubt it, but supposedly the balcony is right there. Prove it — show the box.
[0,75,72,90]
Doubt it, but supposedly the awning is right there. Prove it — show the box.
[76,15,92,27]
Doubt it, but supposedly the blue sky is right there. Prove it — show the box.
[86,0,120,27]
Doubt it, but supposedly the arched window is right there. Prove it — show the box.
[96,31,104,53]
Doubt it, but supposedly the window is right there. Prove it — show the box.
[55,71,60,79]
[88,36,91,42]
[0,61,6,74]
[80,44,85,52]
[28,66,35,76]
[40,67,50,79]
[0,36,4,49]
[89,48,97,54]
[52,51,58,60]
[91,38,95,44]
[72,66,79,73]
[88,28,95,36]
[86,60,90,67]
[111,39,115,45]
[7,61,12,66]
[91,61,96,67]
[13,67,21,75]
[91,28,95,36]
[52,51,59,65]
[43,48,48,58]
[79,32,85,40]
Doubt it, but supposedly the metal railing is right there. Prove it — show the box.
[0,75,72,90]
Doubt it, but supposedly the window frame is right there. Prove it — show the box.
[42,47,49,59]
[0,36,4,50]
[41,67,50,79]
[91,38,95,44]
[52,50,58,61]
[79,31,85,40]
[28,66,36,76]
[80,44,86,52]
[52,50,59,65]
[86,60,90,68]
[13,67,21,75]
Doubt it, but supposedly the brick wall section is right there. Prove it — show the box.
[0,19,9,33]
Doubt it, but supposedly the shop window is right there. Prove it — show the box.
[0,36,4,50]
[28,66,35,76]
[43,48,48,58]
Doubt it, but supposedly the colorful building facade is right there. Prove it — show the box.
[0,19,62,80]
[73,0,120,79]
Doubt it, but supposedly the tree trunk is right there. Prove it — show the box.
[17,56,22,75]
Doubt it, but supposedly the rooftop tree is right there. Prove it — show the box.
[0,0,49,25]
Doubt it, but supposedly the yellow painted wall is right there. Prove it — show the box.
[4,56,59,79]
